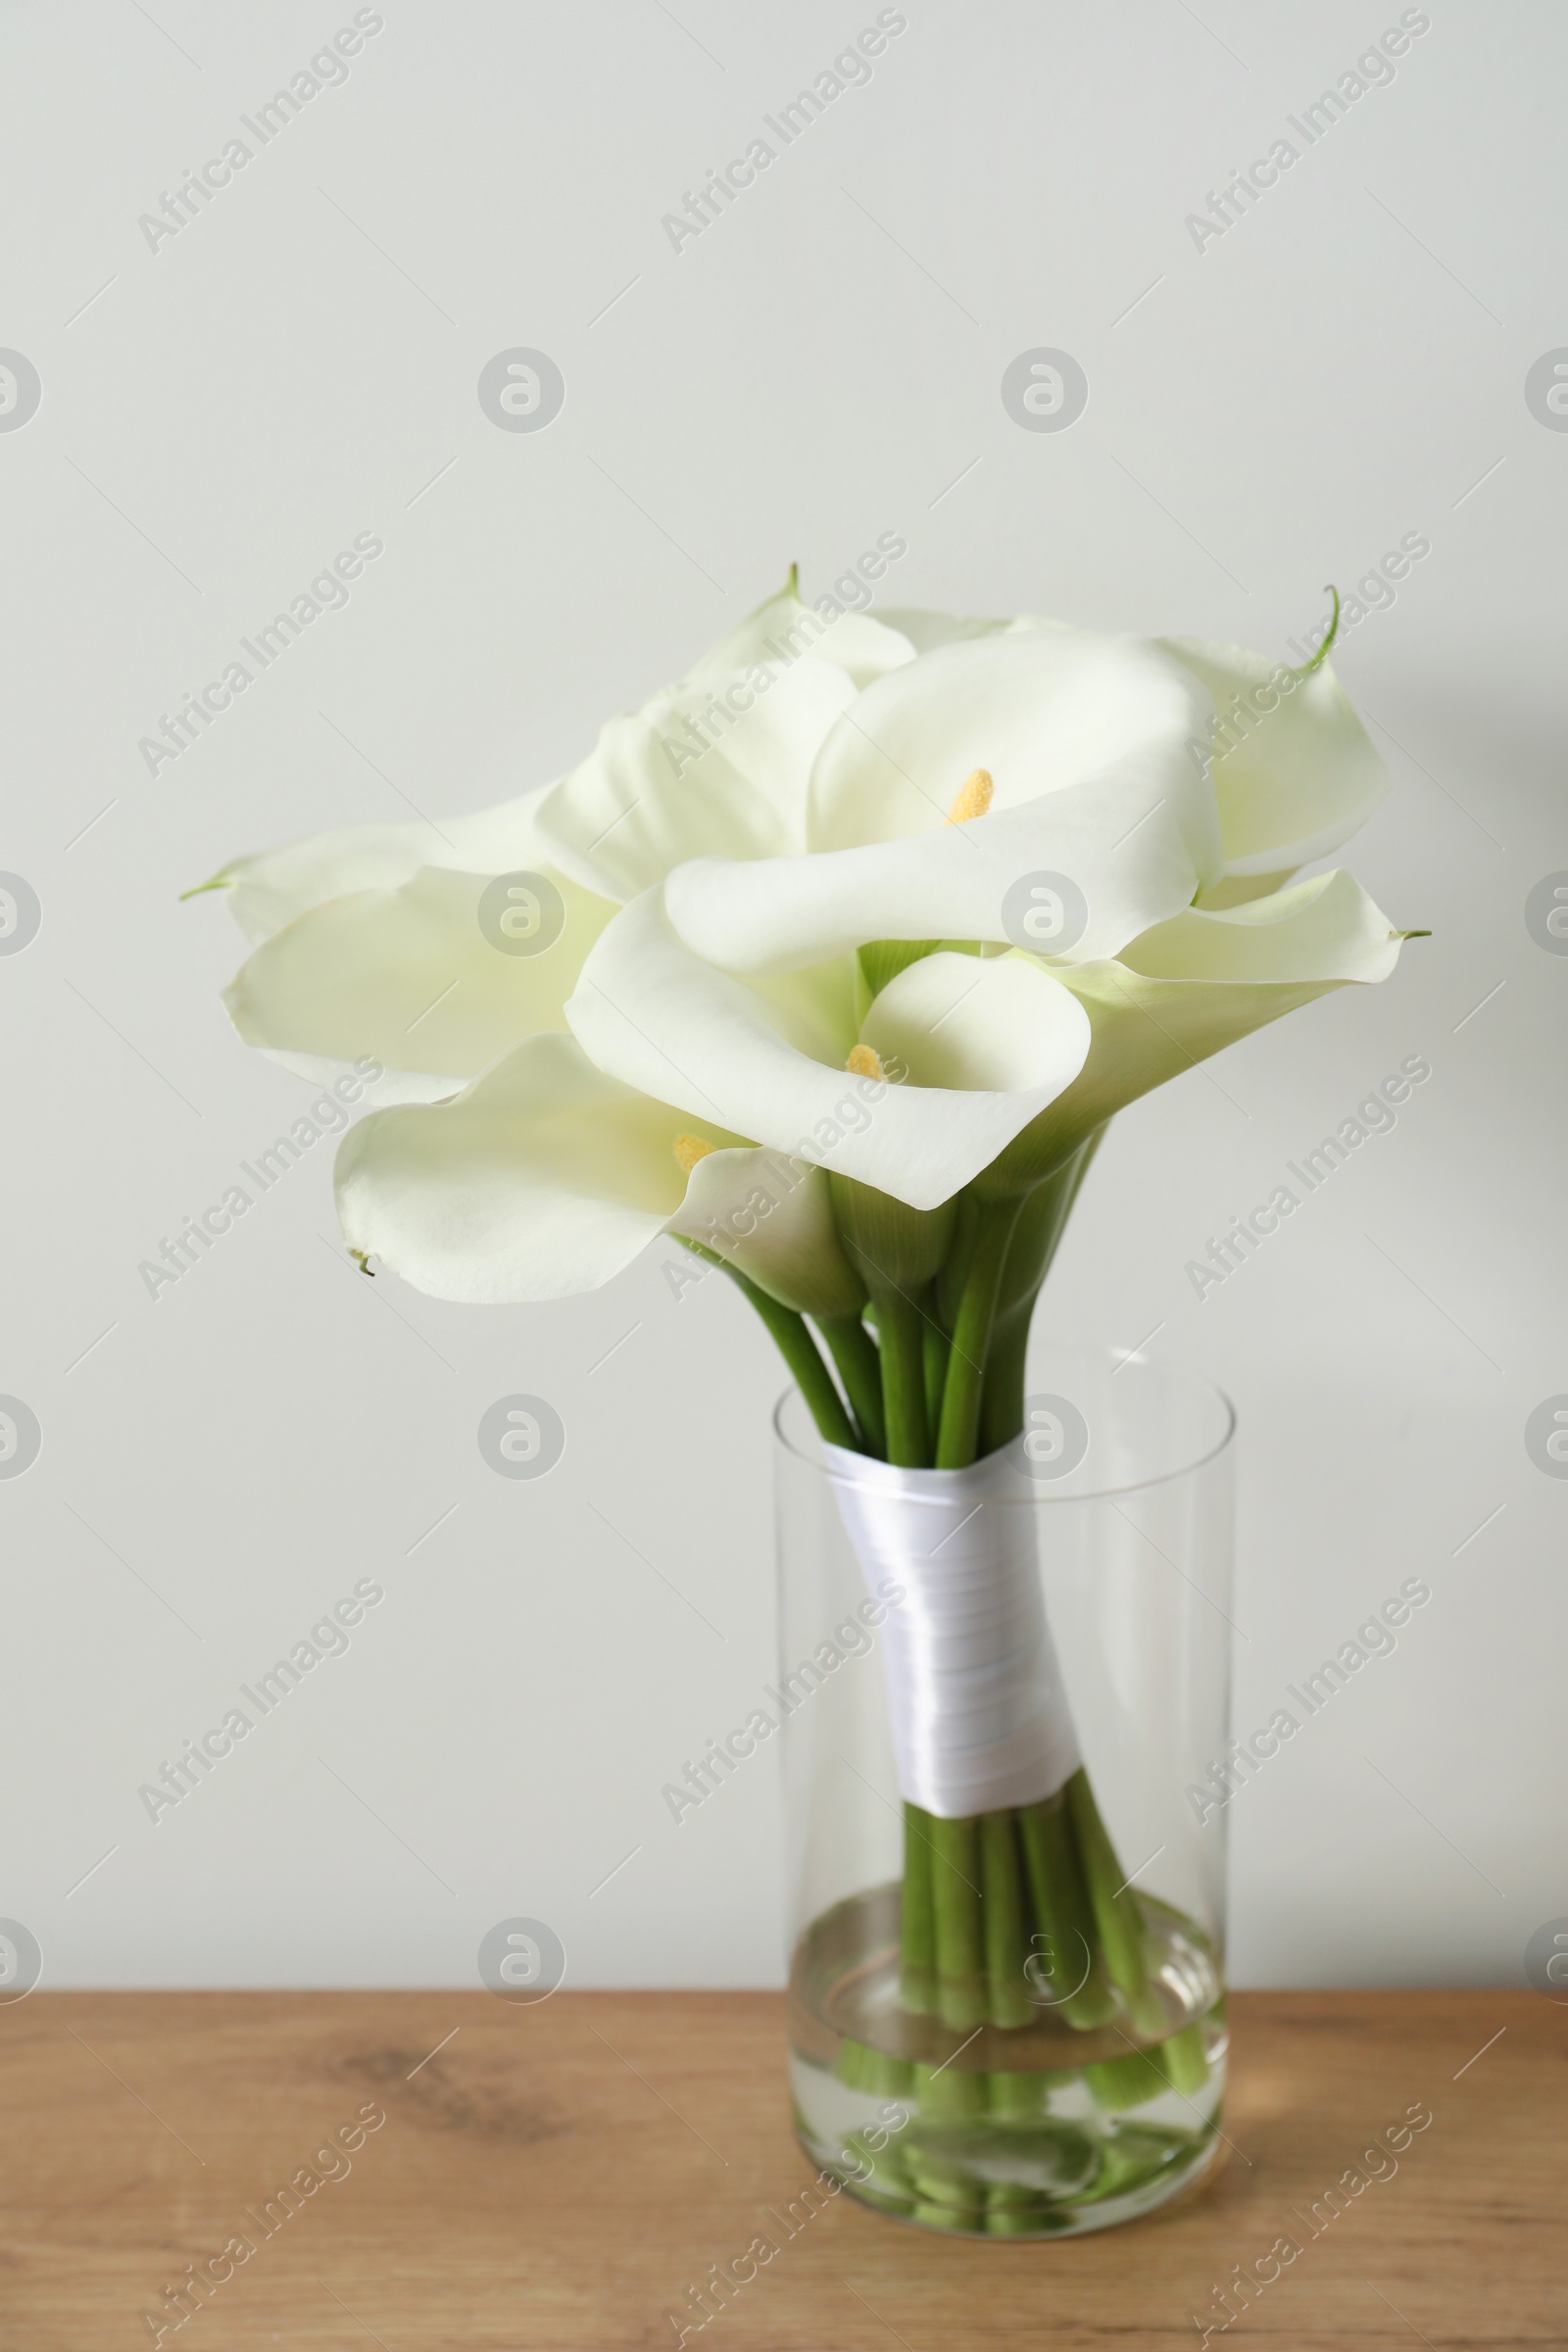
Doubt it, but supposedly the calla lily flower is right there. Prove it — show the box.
[194,797,560,947]
[533,575,915,904]
[1161,630,1391,899]
[333,1031,864,1311]
[566,889,1092,1212]
[221,858,616,1102]
[193,582,1412,1317]
[985,866,1405,1193]
[662,627,1219,977]
[199,792,614,1103]
[202,577,910,1103]
[805,624,1212,857]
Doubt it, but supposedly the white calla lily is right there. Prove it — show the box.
[675,1140,866,1315]
[222,861,616,1091]
[664,763,1216,978]
[859,949,1093,1094]
[333,1031,861,1309]
[662,625,1225,980]
[533,574,915,904]
[807,626,1215,855]
[189,791,561,947]
[1161,630,1390,887]
[986,868,1405,1191]
[566,890,1092,1211]
[195,582,1412,1362]
[532,658,858,903]
[1122,863,1401,986]
[690,571,915,689]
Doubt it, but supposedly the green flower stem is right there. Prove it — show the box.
[834,2037,914,2096]
[1157,2019,1211,2095]
[903,2075,987,2230]
[842,2126,915,2203]
[928,1816,986,2030]
[986,2202,1049,2237]
[986,2066,1051,2118]
[911,2056,986,2119]
[720,1129,1201,2144]
[909,2193,971,2232]
[935,1191,980,1333]
[1015,1791,1115,2030]
[680,1242,859,1452]
[900,1803,937,2013]
[1066,1768,1167,2035]
[876,1290,930,1468]
[740,1288,858,1452]
[922,1316,951,1438]
[935,1200,1023,1469]
[979,1811,1033,2028]
[908,2193,970,2232]
[977,1303,1034,1459]
[816,1313,886,1459]
[1085,2020,1209,2111]
[979,1134,1106,1458]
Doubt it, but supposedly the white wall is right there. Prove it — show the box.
[3,0,1563,1989]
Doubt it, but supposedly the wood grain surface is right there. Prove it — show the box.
[1,1988,1560,2349]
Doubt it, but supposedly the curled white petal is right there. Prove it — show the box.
[1161,636,1390,876]
[533,577,919,904]
[665,770,1218,977]
[671,1150,863,1315]
[1121,866,1403,985]
[333,1030,865,1308]
[860,951,1092,1096]
[808,626,1216,854]
[989,871,1407,1189]
[567,892,1091,1211]
[334,1035,738,1301]
[223,863,615,1083]
[197,792,558,947]
[534,657,858,902]
[689,575,915,689]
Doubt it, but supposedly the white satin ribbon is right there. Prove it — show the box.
[822,1443,1081,1820]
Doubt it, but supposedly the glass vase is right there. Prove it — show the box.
[776,1345,1235,2238]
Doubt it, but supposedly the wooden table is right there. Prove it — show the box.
[3,1989,1561,2349]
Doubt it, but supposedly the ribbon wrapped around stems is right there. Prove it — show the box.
[822,1443,1080,1820]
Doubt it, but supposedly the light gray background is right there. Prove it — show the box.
[3,0,1562,1989]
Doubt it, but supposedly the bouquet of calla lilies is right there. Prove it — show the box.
[198,574,1410,2081]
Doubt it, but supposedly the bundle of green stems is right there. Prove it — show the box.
[692,1129,1206,2072]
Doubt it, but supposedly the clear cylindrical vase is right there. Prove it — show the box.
[776,1346,1236,2238]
